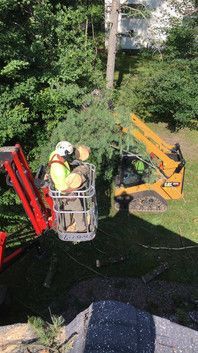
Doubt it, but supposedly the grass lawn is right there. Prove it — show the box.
[0,125,198,323]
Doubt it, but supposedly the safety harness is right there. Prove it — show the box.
[48,154,70,169]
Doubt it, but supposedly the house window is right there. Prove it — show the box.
[118,30,135,38]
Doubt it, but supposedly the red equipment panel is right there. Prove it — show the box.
[0,145,50,236]
[0,232,6,269]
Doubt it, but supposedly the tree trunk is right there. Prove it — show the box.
[106,0,120,89]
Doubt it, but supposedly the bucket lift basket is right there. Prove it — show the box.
[49,163,98,242]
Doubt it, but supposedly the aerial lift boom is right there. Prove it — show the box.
[0,145,50,235]
[0,145,97,271]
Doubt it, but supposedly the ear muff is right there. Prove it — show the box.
[64,149,76,162]
[64,150,69,158]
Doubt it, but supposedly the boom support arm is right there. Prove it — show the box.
[0,145,49,236]
[123,114,181,178]
[130,114,173,153]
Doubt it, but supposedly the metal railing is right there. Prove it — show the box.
[49,163,97,242]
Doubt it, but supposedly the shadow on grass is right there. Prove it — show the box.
[0,182,197,326]
[97,210,197,282]
[115,51,140,88]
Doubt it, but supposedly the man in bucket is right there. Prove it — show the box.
[49,141,90,233]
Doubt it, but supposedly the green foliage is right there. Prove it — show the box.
[0,1,104,223]
[0,60,29,78]
[55,5,103,86]
[40,96,141,180]
[0,0,104,147]
[165,18,198,59]
[28,314,77,352]
[29,314,65,348]
[0,77,37,143]
[117,15,198,129]
[34,82,84,131]
[118,59,198,129]
[0,167,27,226]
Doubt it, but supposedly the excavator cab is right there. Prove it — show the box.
[116,155,152,188]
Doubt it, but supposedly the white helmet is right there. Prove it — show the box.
[55,141,74,157]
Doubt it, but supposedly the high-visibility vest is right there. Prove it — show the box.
[134,160,145,174]
[49,151,71,191]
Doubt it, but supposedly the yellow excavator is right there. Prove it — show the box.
[114,114,186,212]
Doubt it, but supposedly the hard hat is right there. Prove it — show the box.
[55,141,74,157]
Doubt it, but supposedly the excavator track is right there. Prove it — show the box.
[128,191,168,213]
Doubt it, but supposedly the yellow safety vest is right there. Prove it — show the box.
[49,151,71,192]
[134,160,145,174]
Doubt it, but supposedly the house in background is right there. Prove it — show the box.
[105,0,194,50]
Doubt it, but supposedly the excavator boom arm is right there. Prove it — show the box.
[123,114,183,178]
[130,114,173,153]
